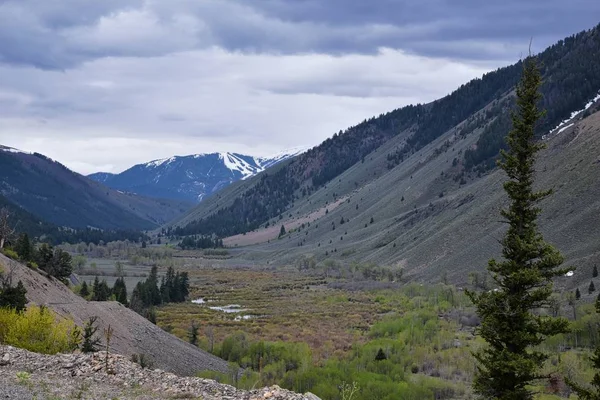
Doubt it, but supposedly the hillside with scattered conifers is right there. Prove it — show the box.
[172,23,600,239]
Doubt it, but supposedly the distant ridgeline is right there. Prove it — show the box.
[0,194,148,246]
[176,23,600,239]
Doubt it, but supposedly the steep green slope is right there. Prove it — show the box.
[173,23,600,238]
[0,149,192,230]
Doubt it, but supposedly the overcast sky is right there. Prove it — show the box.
[0,1,598,174]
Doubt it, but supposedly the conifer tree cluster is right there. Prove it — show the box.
[91,277,112,301]
[159,266,189,303]
[130,266,189,321]
[178,235,223,250]
[467,56,569,399]
[85,276,127,305]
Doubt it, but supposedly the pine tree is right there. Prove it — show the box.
[590,281,596,295]
[375,348,387,361]
[576,288,581,300]
[594,265,598,278]
[80,281,90,298]
[15,233,32,261]
[466,56,569,399]
[92,276,100,299]
[566,297,600,399]
[81,316,101,353]
[279,225,286,238]
[0,280,27,312]
[112,277,128,306]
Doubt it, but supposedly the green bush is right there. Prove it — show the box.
[0,306,80,354]
[1,248,19,260]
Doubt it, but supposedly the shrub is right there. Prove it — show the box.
[1,248,19,260]
[0,306,80,354]
[131,353,155,369]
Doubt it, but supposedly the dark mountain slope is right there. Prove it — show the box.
[0,147,192,230]
[173,23,600,238]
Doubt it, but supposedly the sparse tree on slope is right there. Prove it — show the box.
[81,316,101,353]
[467,56,569,400]
[0,208,15,249]
[80,281,90,298]
[15,233,33,261]
[566,297,600,399]
[188,320,199,346]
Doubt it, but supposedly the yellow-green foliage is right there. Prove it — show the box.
[1,248,19,260]
[0,306,80,354]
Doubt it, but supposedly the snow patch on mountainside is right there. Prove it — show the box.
[146,156,177,168]
[547,90,600,137]
[0,145,31,155]
[219,152,261,179]
[257,146,309,169]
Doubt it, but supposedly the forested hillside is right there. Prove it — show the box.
[0,148,192,230]
[0,194,147,245]
[175,23,600,238]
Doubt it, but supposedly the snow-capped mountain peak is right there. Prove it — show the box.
[89,148,306,203]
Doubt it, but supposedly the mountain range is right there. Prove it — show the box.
[88,148,307,203]
[165,23,600,285]
[1,23,599,288]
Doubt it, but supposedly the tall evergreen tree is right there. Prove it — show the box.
[594,265,598,278]
[590,281,596,295]
[80,281,90,298]
[0,280,27,312]
[466,56,569,399]
[112,277,128,306]
[92,276,100,298]
[576,287,582,300]
[15,233,33,261]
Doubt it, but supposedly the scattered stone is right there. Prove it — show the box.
[0,345,315,400]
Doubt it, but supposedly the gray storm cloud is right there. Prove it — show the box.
[0,0,597,173]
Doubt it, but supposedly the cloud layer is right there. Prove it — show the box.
[0,0,598,174]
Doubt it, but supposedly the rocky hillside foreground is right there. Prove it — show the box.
[0,254,229,376]
[0,345,321,400]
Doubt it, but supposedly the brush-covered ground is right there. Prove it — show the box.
[61,243,600,400]
[153,259,598,400]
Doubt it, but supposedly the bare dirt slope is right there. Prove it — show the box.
[0,254,229,376]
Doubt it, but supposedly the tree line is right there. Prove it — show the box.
[129,266,189,323]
